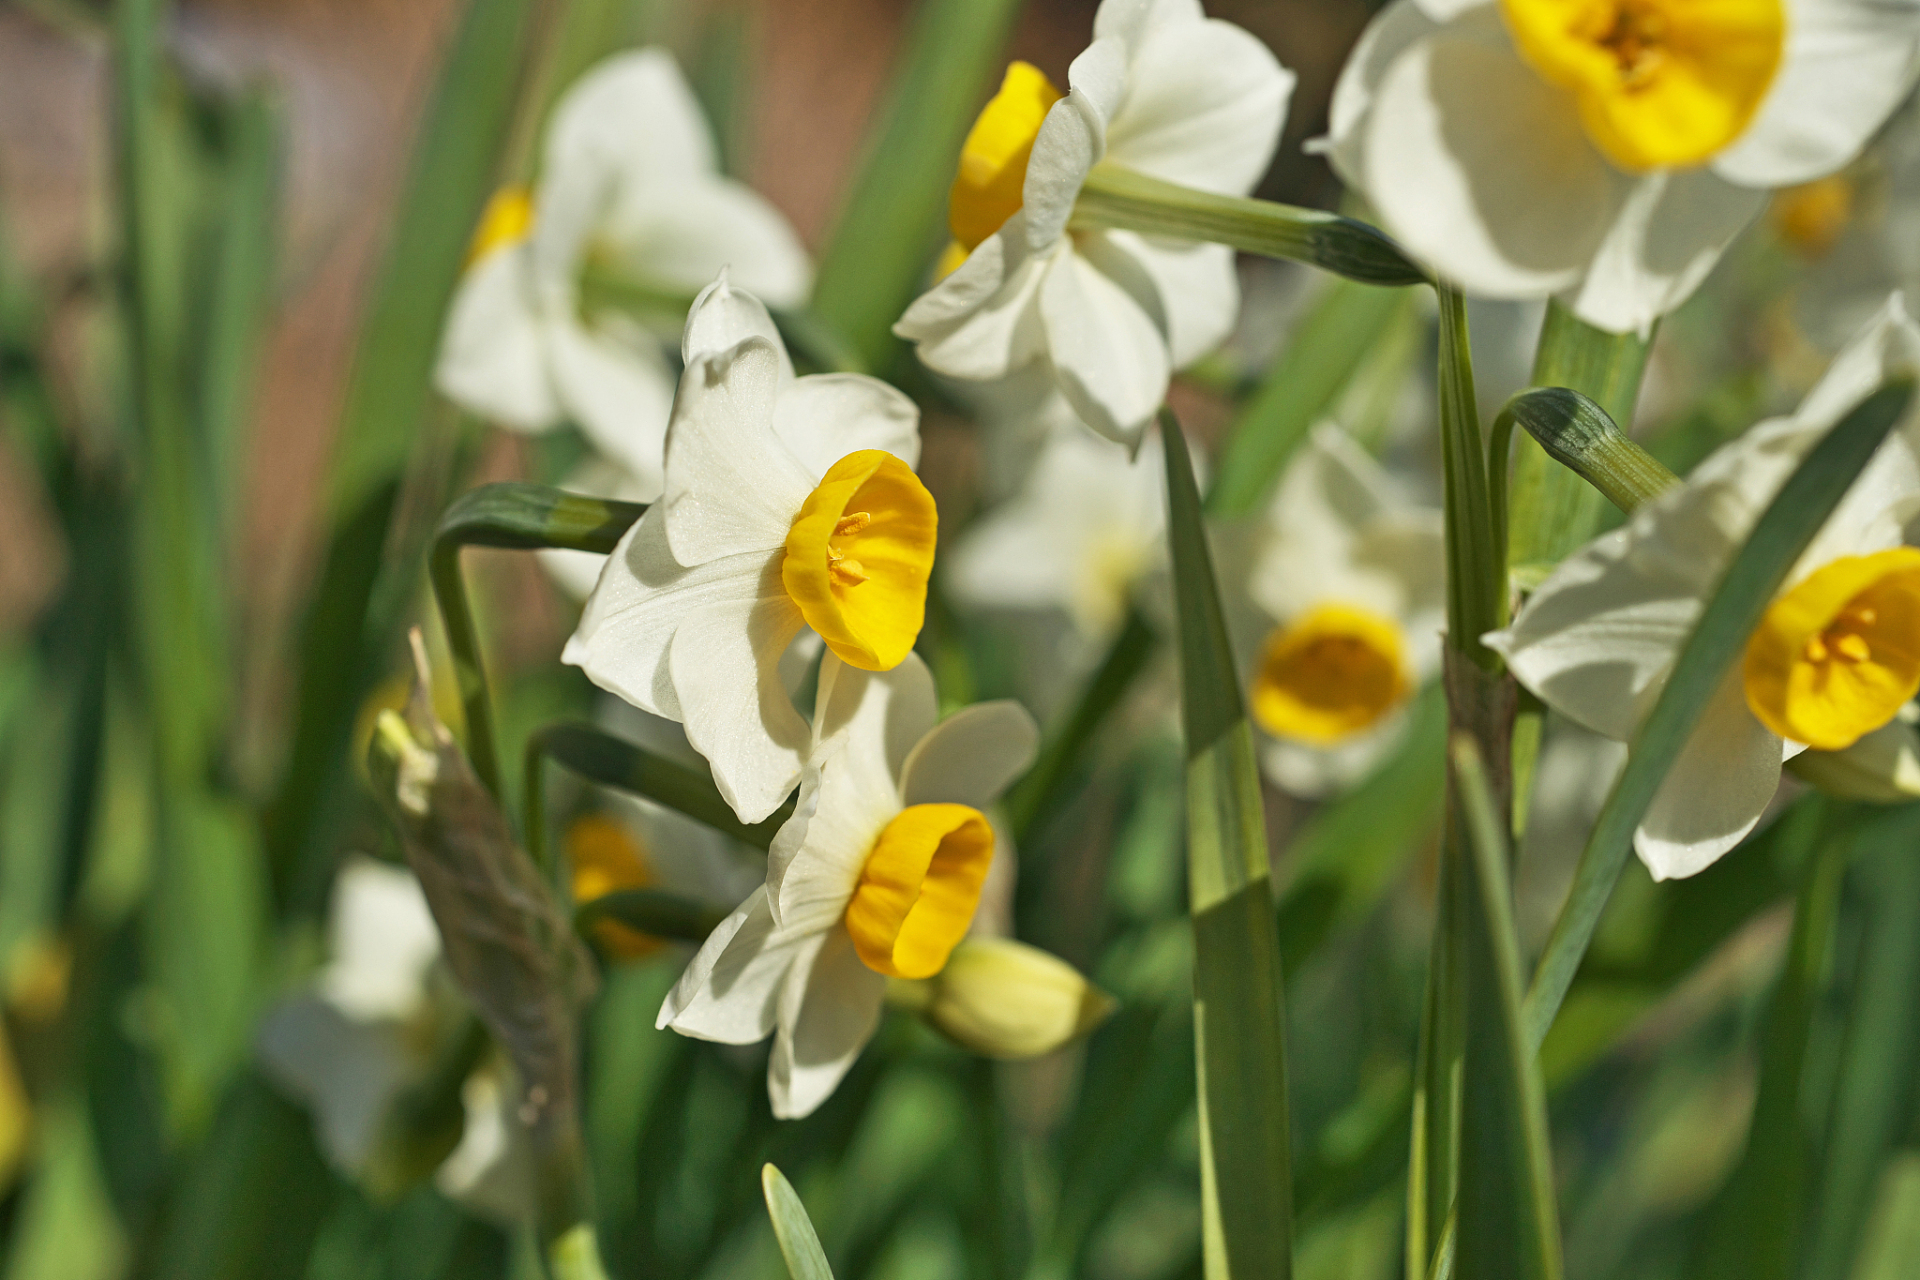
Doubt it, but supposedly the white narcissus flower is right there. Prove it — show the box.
[657,653,1039,1119]
[1324,0,1920,335]
[1488,296,1920,879]
[1245,424,1445,797]
[435,49,810,498]
[946,419,1170,642]
[894,0,1294,446]
[565,276,935,824]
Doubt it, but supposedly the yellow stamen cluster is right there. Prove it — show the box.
[845,804,994,980]
[466,185,536,268]
[1744,549,1920,750]
[947,61,1065,257]
[784,451,938,671]
[1250,603,1412,745]
[1501,0,1784,171]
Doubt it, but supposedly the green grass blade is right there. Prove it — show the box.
[808,0,1025,371]
[1162,407,1292,1280]
[575,889,724,945]
[1450,737,1563,1280]
[762,1163,836,1280]
[528,722,788,850]
[1206,279,1409,518]
[267,0,542,906]
[1523,378,1916,1052]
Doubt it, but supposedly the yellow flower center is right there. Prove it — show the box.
[783,450,937,671]
[948,61,1064,253]
[566,813,660,959]
[1743,548,1920,750]
[1774,176,1855,258]
[466,185,535,268]
[1250,603,1412,745]
[1501,0,1784,171]
[844,803,994,980]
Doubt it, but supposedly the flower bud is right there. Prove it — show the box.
[896,938,1115,1060]
[1787,716,1920,803]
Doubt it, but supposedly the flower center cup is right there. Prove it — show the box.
[466,185,535,267]
[1743,548,1920,751]
[844,804,995,980]
[948,61,1065,254]
[1250,603,1412,745]
[783,450,938,672]
[1500,0,1783,170]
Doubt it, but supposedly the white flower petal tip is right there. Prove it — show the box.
[898,0,1292,429]
[1328,0,1920,330]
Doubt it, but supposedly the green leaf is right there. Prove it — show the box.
[527,722,789,851]
[267,0,543,909]
[1523,378,1916,1052]
[762,1163,836,1280]
[1161,408,1293,1280]
[1074,168,1428,289]
[1206,279,1410,517]
[431,483,647,795]
[1507,300,1652,575]
[575,889,726,945]
[1496,387,1677,518]
[1450,737,1563,1280]
[808,0,1024,372]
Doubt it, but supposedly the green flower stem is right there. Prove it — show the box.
[1072,166,1429,288]
[430,483,646,796]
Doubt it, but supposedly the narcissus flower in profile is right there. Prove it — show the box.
[435,49,810,498]
[1489,296,1920,879]
[894,0,1294,446]
[1244,424,1444,796]
[1323,0,1920,334]
[658,653,1039,1119]
[565,276,933,824]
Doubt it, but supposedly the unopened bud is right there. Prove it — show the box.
[895,938,1115,1060]
[1788,717,1920,803]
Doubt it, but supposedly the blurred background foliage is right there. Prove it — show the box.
[2,0,1920,1277]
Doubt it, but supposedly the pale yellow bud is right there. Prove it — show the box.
[896,938,1115,1060]
[1787,716,1920,804]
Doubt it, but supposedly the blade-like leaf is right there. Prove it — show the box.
[808,0,1025,371]
[1451,737,1563,1280]
[1161,407,1292,1280]
[574,888,726,945]
[763,1163,836,1280]
[528,722,788,851]
[431,484,647,794]
[1207,279,1410,517]
[1524,378,1916,1051]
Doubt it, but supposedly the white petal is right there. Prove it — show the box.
[547,313,675,494]
[537,457,657,600]
[773,374,922,480]
[1713,0,1920,188]
[1259,709,1408,798]
[1082,230,1239,368]
[257,998,410,1174]
[1635,672,1786,880]
[1484,525,1699,742]
[670,593,811,823]
[434,246,562,431]
[768,926,885,1119]
[1564,169,1765,336]
[539,547,609,601]
[1360,24,1625,299]
[1094,0,1205,50]
[899,701,1041,810]
[944,499,1084,613]
[659,886,804,1041]
[1413,0,1495,16]
[1103,16,1293,196]
[321,859,440,1021]
[1040,246,1170,446]
[564,507,775,721]
[683,273,793,375]
[660,337,816,565]
[894,222,1053,380]
[1023,38,1128,248]
[1324,2,1443,169]
[1250,422,1395,618]
[606,176,812,310]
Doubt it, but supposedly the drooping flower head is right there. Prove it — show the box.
[1490,295,1920,877]
[1244,424,1445,796]
[566,275,936,823]
[658,653,1039,1118]
[895,0,1294,445]
[1325,0,1920,333]
[435,49,811,497]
